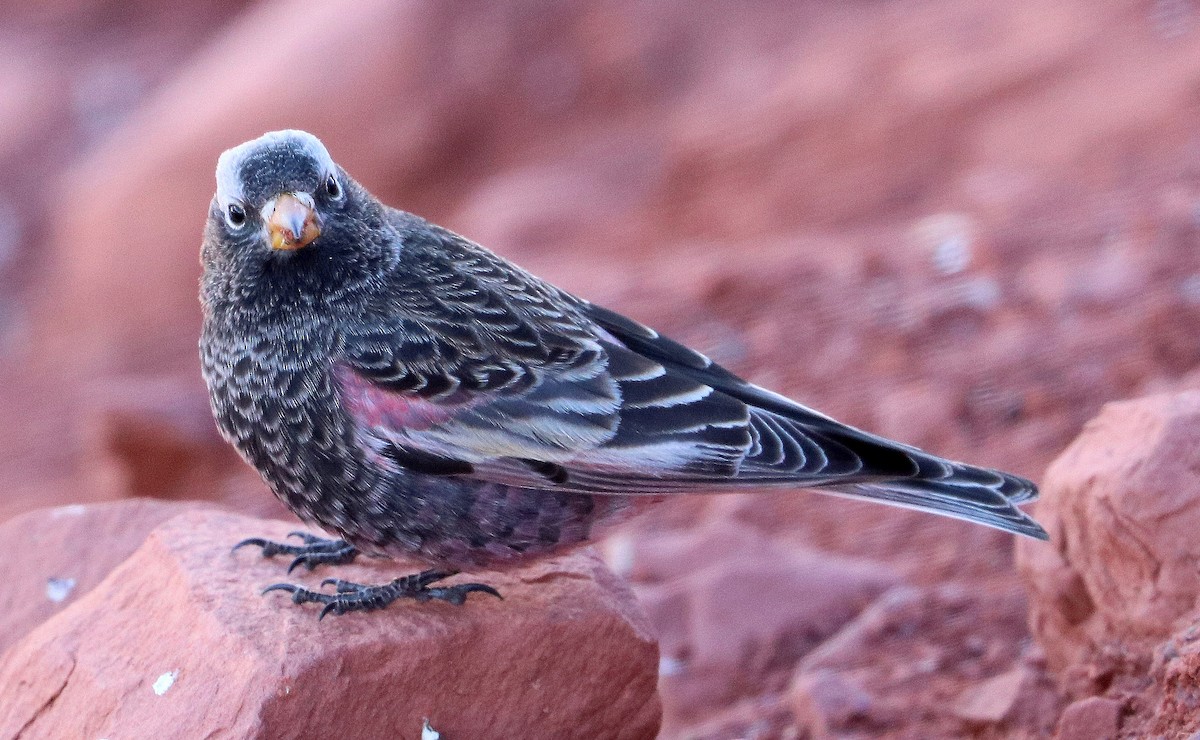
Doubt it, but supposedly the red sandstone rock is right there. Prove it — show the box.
[657,548,895,726]
[630,518,902,670]
[1017,392,1200,689]
[787,669,873,736]
[792,583,1062,738]
[0,499,208,657]
[1139,620,1200,736]
[632,580,690,661]
[77,373,288,517]
[686,548,899,671]
[628,519,898,729]
[667,695,791,740]
[951,666,1029,724]
[1056,696,1121,740]
[0,509,660,739]
[79,375,239,493]
[629,517,803,585]
[0,45,69,166]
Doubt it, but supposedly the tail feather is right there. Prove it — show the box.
[819,464,1047,540]
[784,408,1045,539]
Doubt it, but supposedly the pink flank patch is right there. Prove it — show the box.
[334,364,467,431]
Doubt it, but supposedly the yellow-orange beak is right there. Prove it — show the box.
[266,192,320,251]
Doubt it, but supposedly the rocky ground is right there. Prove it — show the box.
[4,0,1200,737]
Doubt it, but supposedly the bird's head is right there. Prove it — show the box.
[203,130,393,300]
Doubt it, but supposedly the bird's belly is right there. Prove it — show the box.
[332,473,647,571]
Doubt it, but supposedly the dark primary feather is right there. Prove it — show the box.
[341,217,1048,541]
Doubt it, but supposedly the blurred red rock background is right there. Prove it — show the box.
[4,0,1200,736]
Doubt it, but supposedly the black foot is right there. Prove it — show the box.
[233,531,359,573]
[262,569,502,619]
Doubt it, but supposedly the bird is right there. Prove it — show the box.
[200,130,1047,619]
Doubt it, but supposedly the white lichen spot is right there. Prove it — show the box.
[947,276,1001,312]
[152,670,178,696]
[932,233,971,275]
[51,504,87,518]
[912,213,976,276]
[659,656,685,677]
[45,577,76,603]
[601,532,636,577]
[421,719,440,740]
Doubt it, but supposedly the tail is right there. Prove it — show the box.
[565,302,1048,540]
[817,461,1048,540]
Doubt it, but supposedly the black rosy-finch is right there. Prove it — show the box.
[200,130,1047,618]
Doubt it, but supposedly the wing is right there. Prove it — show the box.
[341,221,759,488]
[342,219,1047,540]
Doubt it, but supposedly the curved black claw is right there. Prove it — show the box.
[261,569,502,619]
[232,532,358,573]
[421,583,503,607]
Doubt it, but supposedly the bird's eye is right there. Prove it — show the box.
[225,203,247,229]
[325,174,342,200]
